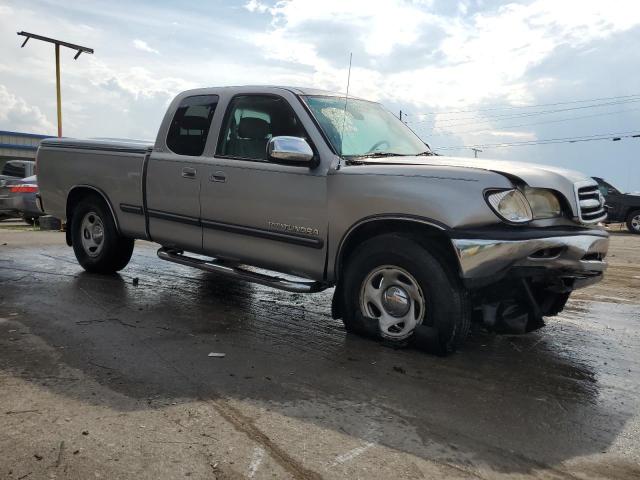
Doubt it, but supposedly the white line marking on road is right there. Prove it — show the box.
[332,441,375,466]
[248,446,265,478]
[592,295,631,302]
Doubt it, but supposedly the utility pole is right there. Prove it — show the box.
[471,147,483,158]
[17,31,94,138]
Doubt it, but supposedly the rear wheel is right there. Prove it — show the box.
[626,210,640,234]
[341,234,470,354]
[71,195,134,273]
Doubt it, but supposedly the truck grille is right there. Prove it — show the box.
[575,183,607,224]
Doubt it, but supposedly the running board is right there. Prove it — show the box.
[157,248,328,294]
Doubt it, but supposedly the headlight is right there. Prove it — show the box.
[486,189,533,224]
[524,188,562,219]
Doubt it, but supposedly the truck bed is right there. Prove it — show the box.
[37,137,153,238]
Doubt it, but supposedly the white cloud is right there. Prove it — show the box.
[247,0,640,110]
[479,130,536,140]
[266,0,440,57]
[1,0,639,182]
[133,39,159,55]
[0,84,55,134]
[244,0,269,13]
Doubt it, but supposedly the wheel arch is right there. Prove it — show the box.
[625,205,640,219]
[334,215,461,284]
[65,185,120,246]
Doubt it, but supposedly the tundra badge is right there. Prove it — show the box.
[268,221,319,236]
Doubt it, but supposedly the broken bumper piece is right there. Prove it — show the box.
[450,229,609,289]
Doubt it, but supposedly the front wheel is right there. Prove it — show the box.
[626,210,640,234]
[71,195,134,273]
[341,234,470,354]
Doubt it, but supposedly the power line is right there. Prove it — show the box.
[424,106,640,137]
[405,93,640,117]
[435,131,640,150]
[406,98,640,127]
[432,130,640,151]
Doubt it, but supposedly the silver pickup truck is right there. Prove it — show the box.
[37,86,609,354]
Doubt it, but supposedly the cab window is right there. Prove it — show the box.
[166,95,219,156]
[217,95,307,161]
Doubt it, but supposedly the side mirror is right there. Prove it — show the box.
[267,136,315,166]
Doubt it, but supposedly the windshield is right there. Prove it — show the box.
[303,96,430,157]
[595,178,622,195]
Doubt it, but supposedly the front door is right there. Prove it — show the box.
[200,94,328,279]
[146,94,219,252]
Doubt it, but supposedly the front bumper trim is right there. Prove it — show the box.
[451,233,609,286]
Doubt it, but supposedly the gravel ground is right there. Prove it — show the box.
[0,229,638,480]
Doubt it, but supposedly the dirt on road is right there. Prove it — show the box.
[0,229,638,479]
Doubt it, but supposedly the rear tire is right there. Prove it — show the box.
[71,195,134,273]
[626,210,640,234]
[341,234,470,354]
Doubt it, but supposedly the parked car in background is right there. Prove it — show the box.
[0,175,41,224]
[0,160,36,220]
[592,177,640,234]
[0,160,35,185]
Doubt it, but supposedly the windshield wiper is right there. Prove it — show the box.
[415,151,435,156]
[346,152,408,159]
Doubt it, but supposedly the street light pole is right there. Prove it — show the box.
[17,31,94,138]
[54,44,62,138]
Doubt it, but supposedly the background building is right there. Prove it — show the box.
[0,130,53,169]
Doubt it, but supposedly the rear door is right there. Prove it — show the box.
[146,94,219,252]
[200,93,328,279]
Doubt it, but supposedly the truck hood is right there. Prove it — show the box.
[354,155,590,185]
[353,155,597,218]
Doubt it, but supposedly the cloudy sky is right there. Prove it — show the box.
[1,0,639,191]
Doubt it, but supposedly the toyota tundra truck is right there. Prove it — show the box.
[36,86,609,354]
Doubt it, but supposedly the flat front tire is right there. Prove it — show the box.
[341,234,470,354]
[71,195,134,273]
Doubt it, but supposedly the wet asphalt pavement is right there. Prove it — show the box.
[0,231,639,479]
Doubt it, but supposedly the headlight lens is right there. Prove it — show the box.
[524,188,562,219]
[486,189,533,223]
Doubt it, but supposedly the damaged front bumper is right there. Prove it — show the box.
[450,227,609,290]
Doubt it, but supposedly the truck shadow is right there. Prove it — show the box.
[0,245,636,475]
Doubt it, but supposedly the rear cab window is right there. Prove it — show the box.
[166,95,219,156]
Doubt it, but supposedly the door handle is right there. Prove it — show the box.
[182,167,196,179]
[209,171,227,183]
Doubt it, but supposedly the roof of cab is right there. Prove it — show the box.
[177,85,367,101]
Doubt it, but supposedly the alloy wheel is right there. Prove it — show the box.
[359,265,425,340]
